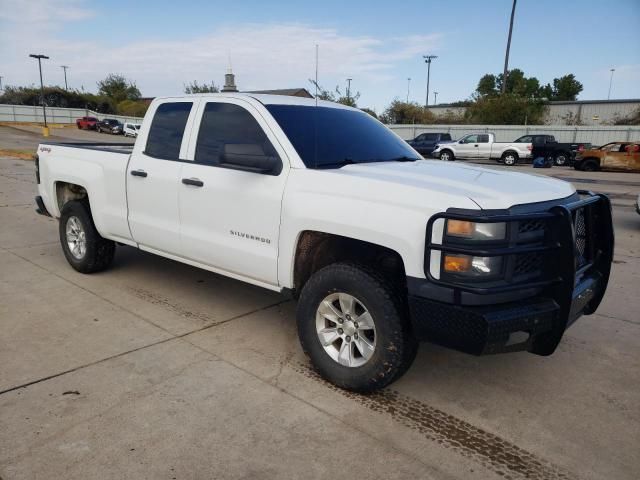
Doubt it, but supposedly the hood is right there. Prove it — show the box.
[327,160,575,210]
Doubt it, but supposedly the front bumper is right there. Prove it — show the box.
[408,191,613,356]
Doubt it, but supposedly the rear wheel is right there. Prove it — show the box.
[502,151,518,166]
[297,263,417,393]
[554,153,568,166]
[59,200,115,273]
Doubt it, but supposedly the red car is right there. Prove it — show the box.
[76,116,98,130]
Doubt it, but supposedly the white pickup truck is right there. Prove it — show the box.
[34,93,613,392]
[432,132,532,165]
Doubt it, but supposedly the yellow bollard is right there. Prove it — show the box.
[42,127,50,137]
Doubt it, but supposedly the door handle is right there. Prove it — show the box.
[474,144,479,147]
[182,177,204,187]
[130,169,147,177]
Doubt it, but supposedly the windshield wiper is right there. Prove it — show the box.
[386,156,421,162]
[315,158,357,169]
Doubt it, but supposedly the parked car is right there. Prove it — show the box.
[123,122,141,138]
[432,133,532,164]
[574,142,640,172]
[513,135,591,166]
[76,116,98,130]
[406,132,452,156]
[33,93,613,392]
[96,119,123,134]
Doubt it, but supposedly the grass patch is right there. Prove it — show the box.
[0,149,35,160]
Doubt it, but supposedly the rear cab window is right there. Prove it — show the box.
[145,102,193,159]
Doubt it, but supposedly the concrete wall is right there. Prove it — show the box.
[427,99,640,126]
[0,104,143,125]
[388,124,640,146]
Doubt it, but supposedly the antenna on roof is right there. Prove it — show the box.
[315,44,319,107]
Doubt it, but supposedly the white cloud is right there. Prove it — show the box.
[0,1,442,110]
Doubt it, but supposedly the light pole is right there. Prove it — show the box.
[0,76,3,91]
[406,77,411,103]
[608,68,615,100]
[433,91,438,105]
[60,65,69,91]
[346,78,352,101]
[423,55,438,107]
[29,54,49,129]
[501,0,517,94]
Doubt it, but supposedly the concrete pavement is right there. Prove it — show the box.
[1,156,639,480]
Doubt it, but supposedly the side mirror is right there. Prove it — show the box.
[220,144,282,175]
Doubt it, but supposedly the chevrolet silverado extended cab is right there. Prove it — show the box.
[34,93,613,392]
[432,133,532,164]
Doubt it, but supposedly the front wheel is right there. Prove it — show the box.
[439,150,453,161]
[502,152,518,166]
[297,263,417,392]
[59,200,116,273]
[581,159,599,172]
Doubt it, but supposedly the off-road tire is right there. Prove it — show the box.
[59,200,115,273]
[297,262,418,393]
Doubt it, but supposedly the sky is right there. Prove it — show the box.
[1,0,639,112]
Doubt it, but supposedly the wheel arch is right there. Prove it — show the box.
[290,231,407,296]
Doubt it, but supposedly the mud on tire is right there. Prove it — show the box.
[59,200,116,273]
[297,262,417,393]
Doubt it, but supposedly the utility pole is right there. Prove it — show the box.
[60,65,69,90]
[608,68,615,100]
[423,55,438,107]
[433,91,438,105]
[0,76,3,91]
[346,78,352,101]
[406,77,411,103]
[501,0,517,94]
[29,54,50,129]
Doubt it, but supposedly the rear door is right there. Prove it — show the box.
[602,143,640,171]
[476,134,491,158]
[178,98,289,285]
[126,100,196,255]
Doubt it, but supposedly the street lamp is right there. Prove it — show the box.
[423,55,438,107]
[29,54,49,129]
[608,68,615,100]
[60,65,69,91]
[406,77,411,103]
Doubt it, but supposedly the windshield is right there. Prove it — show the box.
[266,105,420,169]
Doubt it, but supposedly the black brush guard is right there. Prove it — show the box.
[408,191,614,356]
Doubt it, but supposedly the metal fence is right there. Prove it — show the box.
[2,104,639,146]
[0,104,143,125]
[388,124,640,146]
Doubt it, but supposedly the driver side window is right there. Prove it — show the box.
[462,135,478,144]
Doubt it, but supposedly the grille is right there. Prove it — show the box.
[573,208,589,267]
[518,219,545,234]
[514,252,542,277]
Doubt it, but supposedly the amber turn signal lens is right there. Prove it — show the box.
[446,220,475,237]
[443,254,471,272]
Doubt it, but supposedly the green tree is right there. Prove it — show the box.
[379,100,435,124]
[116,99,149,117]
[97,74,141,104]
[184,81,219,94]
[0,85,116,113]
[549,74,583,101]
[476,74,497,96]
[465,94,547,125]
[308,80,360,107]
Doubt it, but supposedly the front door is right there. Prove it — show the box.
[127,101,195,255]
[178,99,288,286]
[456,134,479,158]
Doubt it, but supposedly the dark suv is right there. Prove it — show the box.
[96,119,123,135]
[407,132,452,156]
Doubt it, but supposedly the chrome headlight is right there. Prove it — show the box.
[445,220,506,241]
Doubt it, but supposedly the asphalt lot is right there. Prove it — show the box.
[0,127,639,480]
